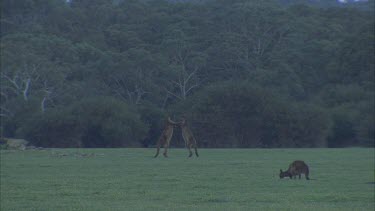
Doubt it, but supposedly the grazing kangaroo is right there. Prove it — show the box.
[280,160,310,180]
[154,117,178,158]
[179,117,199,157]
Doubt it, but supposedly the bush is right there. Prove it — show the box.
[20,97,148,148]
[174,81,330,148]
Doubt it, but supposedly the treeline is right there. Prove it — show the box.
[1,0,374,148]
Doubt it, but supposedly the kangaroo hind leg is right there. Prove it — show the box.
[194,144,199,157]
[154,142,161,158]
[163,143,169,158]
[187,143,193,157]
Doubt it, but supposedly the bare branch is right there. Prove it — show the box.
[1,73,21,90]
[0,106,13,117]
[185,83,199,95]
[41,97,47,113]
[171,80,182,87]
[183,68,198,87]
[23,78,31,101]
[1,86,18,96]
[165,88,182,100]
[134,86,147,105]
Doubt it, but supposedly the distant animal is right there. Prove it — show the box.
[179,117,199,157]
[154,117,179,158]
[280,160,310,180]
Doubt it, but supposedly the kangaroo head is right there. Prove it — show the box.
[178,116,187,127]
[279,169,290,179]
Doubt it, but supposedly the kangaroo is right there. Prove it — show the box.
[154,117,178,158]
[179,117,199,157]
[280,160,310,180]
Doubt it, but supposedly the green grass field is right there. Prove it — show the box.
[1,148,374,211]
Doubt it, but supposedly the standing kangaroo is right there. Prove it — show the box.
[179,117,199,157]
[279,160,310,180]
[154,117,178,158]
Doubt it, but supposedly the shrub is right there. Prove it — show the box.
[20,97,148,148]
[174,81,330,147]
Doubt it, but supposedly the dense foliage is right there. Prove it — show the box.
[1,0,374,147]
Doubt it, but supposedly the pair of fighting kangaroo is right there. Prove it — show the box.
[154,117,199,158]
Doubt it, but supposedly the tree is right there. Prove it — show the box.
[1,0,373,147]
[162,29,206,101]
[1,33,78,115]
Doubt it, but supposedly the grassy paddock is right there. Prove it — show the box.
[1,148,374,210]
